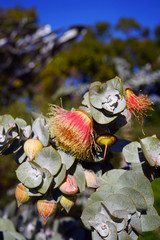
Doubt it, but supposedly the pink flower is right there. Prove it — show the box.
[48,105,94,161]
[125,89,153,119]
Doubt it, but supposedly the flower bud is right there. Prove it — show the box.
[15,183,30,207]
[24,139,43,160]
[59,175,78,195]
[60,195,77,213]
[37,200,57,225]
[84,170,99,188]
[96,134,117,160]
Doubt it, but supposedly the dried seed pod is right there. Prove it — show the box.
[24,139,43,160]
[15,183,30,207]
[59,175,78,195]
[84,170,99,188]
[37,200,57,225]
[60,195,77,213]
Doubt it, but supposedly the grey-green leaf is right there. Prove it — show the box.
[117,170,154,204]
[38,168,53,194]
[35,146,61,176]
[53,164,66,188]
[58,150,75,170]
[32,116,49,146]
[16,161,43,188]
[139,136,160,166]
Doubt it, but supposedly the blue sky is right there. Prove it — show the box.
[1,0,160,31]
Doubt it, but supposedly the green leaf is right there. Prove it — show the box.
[122,141,142,164]
[0,114,15,130]
[139,136,160,166]
[92,230,104,240]
[15,147,27,164]
[7,232,26,240]
[117,187,147,211]
[73,162,85,193]
[82,91,90,107]
[87,191,110,205]
[81,201,101,229]
[141,198,160,232]
[103,194,136,215]
[90,104,117,124]
[16,161,43,188]
[118,231,133,240]
[129,230,139,240]
[89,78,126,112]
[117,170,154,204]
[32,116,49,146]
[97,184,119,194]
[99,169,125,185]
[107,77,125,95]
[0,218,15,231]
[53,164,66,188]
[38,168,53,194]
[35,146,62,176]
[0,218,26,240]
[130,212,142,234]
[15,118,27,128]
[20,125,32,139]
[26,188,42,197]
[58,150,75,170]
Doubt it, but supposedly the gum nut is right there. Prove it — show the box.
[59,175,78,195]
[84,170,99,188]
[37,200,57,225]
[60,195,77,213]
[15,183,30,207]
[24,139,43,160]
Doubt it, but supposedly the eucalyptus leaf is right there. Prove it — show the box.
[87,191,110,205]
[21,125,32,139]
[122,141,145,164]
[139,136,160,166]
[73,162,85,193]
[92,230,104,240]
[118,231,133,240]
[27,188,42,197]
[81,201,102,229]
[103,194,136,215]
[141,212,160,232]
[6,231,26,240]
[15,147,27,164]
[35,146,62,176]
[82,91,90,107]
[130,212,142,234]
[99,169,125,185]
[0,114,15,131]
[0,218,15,231]
[117,170,154,204]
[53,164,66,188]
[106,76,125,96]
[58,150,75,170]
[141,198,160,232]
[90,105,117,124]
[117,187,147,211]
[32,116,49,146]
[97,184,119,194]
[15,118,27,128]
[16,161,43,188]
[38,168,53,194]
